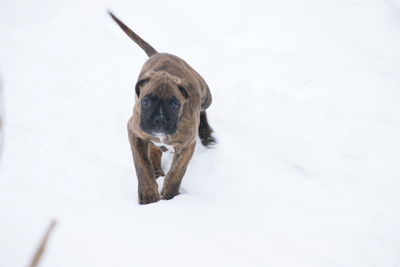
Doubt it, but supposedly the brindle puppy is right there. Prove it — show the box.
[109,11,216,204]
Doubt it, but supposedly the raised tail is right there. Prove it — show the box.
[108,10,157,57]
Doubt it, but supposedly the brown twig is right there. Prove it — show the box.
[29,219,57,267]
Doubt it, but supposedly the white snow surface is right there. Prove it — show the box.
[1,0,400,266]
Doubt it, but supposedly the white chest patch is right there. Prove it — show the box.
[151,135,175,153]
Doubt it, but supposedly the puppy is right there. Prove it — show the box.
[109,11,215,204]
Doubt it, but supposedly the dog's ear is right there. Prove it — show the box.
[135,78,149,97]
[178,85,189,99]
[173,77,191,100]
[175,79,201,113]
[135,71,156,97]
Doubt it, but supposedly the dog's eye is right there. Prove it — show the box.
[170,99,180,110]
[141,98,152,108]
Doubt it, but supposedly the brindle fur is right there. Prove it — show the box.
[109,11,215,204]
[148,143,164,178]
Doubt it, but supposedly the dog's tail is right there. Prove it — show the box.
[108,10,158,57]
[199,111,216,147]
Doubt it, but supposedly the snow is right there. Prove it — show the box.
[1,0,400,266]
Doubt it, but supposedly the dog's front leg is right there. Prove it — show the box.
[161,142,195,200]
[128,130,160,204]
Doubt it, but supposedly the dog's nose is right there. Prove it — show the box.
[153,115,168,126]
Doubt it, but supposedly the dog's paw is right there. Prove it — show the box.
[138,190,160,205]
[139,193,160,204]
[161,188,179,200]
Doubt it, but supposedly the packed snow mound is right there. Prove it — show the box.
[1,0,400,266]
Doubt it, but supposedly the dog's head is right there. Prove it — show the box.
[135,71,190,137]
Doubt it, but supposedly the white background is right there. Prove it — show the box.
[1,0,400,266]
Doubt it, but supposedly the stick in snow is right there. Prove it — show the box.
[29,219,57,267]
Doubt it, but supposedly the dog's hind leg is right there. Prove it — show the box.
[198,111,216,147]
[148,143,165,178]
